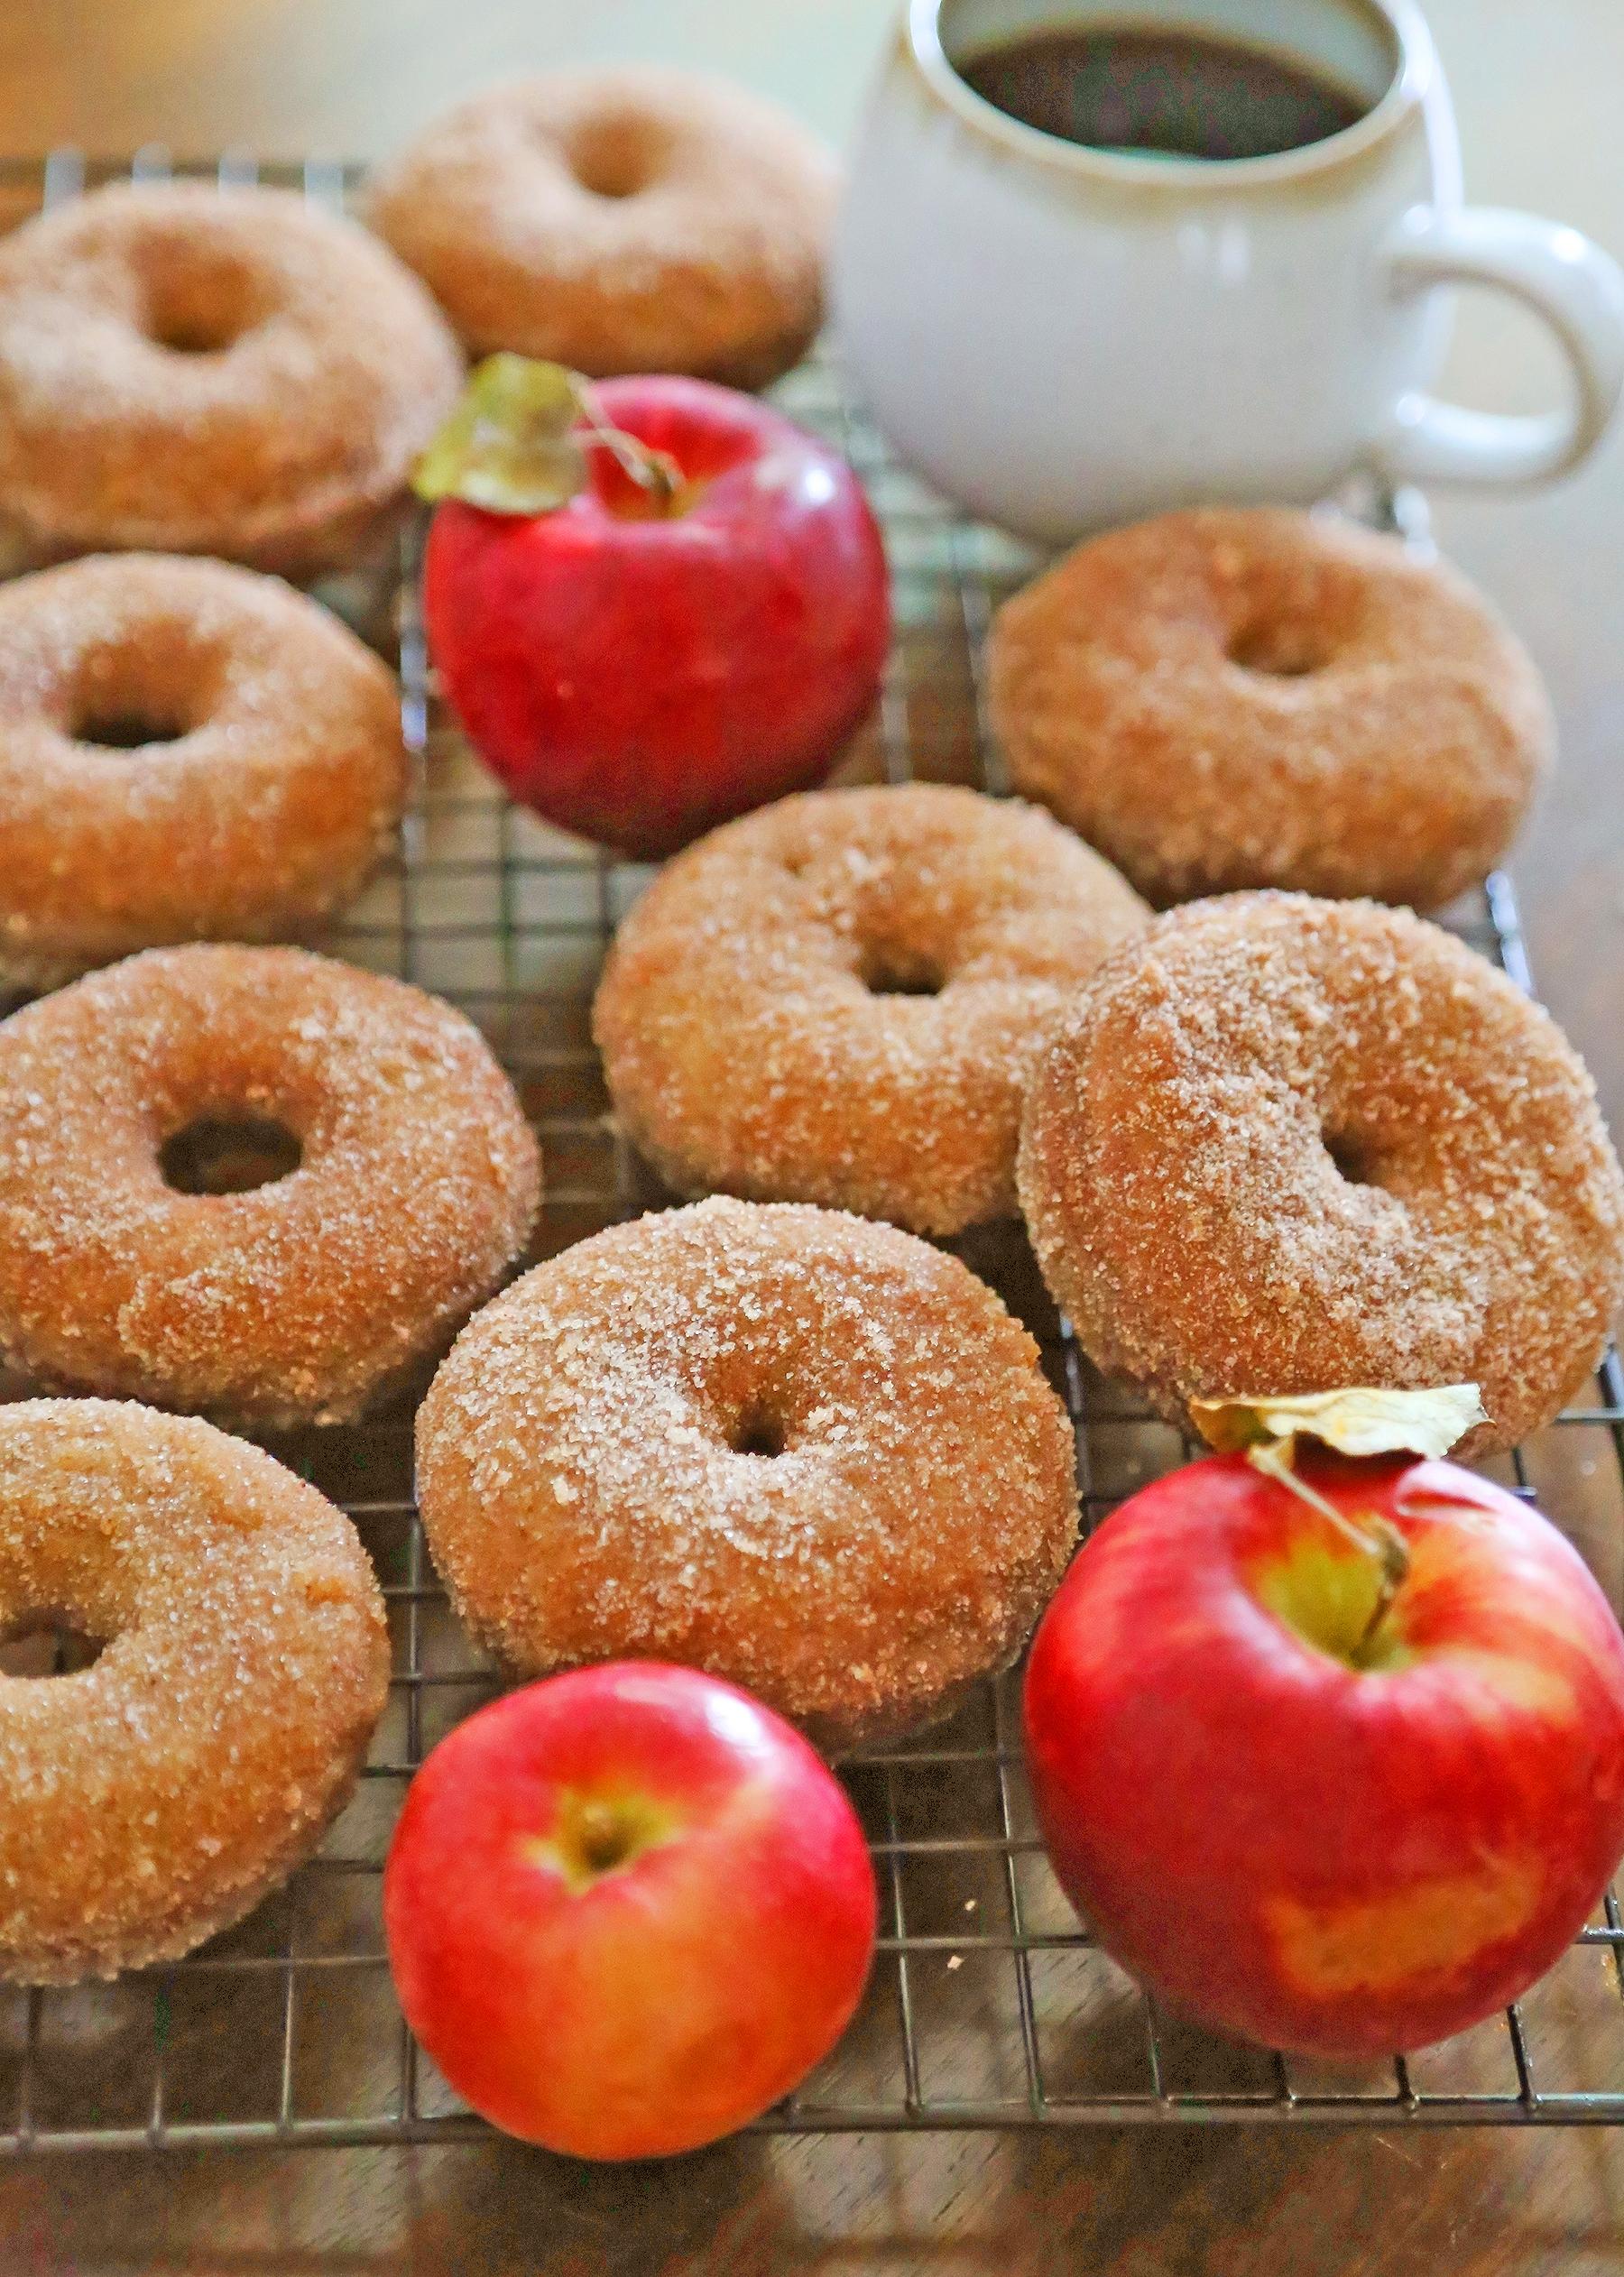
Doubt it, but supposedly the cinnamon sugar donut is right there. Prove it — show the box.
[990,509,1555,911]
[0,945,540,1428]
[0,554,406,994]
[1017,893,1624,1453]
[0,1400,389,1984]
[415,1197,1077,1752]
[0,181,463,580]
[593,784,1149,1234]
[366,69,836,390]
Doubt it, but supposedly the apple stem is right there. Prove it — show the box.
[569,380,685,513]
[1246,1440,1412,1648]
[1354,1526,1411,1656]
[576,1800,632,1876]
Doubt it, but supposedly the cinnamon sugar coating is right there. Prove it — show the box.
[0,1400,389,1984]
[0,554,406,993]
[593,784,1149,1234]
[366,69,836,391]
[415,1197,1077,1752]
[0,945,540,1428]
[1017,894,1624,1454]
[990,509,1555,911]
[0,182,463,581]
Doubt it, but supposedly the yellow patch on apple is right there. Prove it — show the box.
[1435,1648,1578,1723]
[1266,1854,1544,1997]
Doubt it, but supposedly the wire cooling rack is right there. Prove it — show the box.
[4,151,1624,2153]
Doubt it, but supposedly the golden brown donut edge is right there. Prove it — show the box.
[365,68,836,389]
[0,554,407,993]
[414,1195,1079,1754]
[1017,892,1624,1455]
[593,782,1150,1235]
[0,945,541,1430]
[0,1400,389,1984]
[989,507,1555,911]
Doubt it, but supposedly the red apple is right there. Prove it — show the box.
[383,1662,877,2157]
[423,373,890,859]
[1022,1450,1624,2059]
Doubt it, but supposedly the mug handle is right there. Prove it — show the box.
[1377,205,1624,485]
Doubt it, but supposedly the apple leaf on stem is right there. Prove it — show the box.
[412,354,589,515]
[1188,1385,1488,1462]
[411,354,684,518]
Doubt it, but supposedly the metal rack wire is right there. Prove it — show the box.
[3,153,1624,2153]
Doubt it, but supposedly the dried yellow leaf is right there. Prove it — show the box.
[1189,1385,1488,1461]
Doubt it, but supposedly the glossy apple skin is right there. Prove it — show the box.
[1023,1452,1624,2059]
[424,374,890,860]
[383,1663,878,2159]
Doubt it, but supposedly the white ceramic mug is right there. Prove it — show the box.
[834,0,1624,543]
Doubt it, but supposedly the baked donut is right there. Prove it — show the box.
[1017,893,1624,1453]
[0,945,540,1428]
[366,69,836,390]
[415,1197,1077,1752]
[0,181,463,581]
[0,1400,389,1984]
[0,553,406,995]
[989,508,1555,911]
[593,783,1149,1233]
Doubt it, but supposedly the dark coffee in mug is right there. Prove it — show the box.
[957,26,1369,161]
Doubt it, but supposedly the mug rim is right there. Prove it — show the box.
[909,0,1435,186]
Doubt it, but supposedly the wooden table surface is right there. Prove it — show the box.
[5,3,1624,2271]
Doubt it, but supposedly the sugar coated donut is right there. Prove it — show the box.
[416,1197,1077,1752]
[990,508,1555,911]
[0,554,406,995]
[1018,893,1624,1453]
[0,1399,389,1984]
[366,69,836,390]
[593,783,1149,1234]
[0,945,540,1428]
[0,181,463,581]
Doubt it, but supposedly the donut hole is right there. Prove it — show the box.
[69,623,228,749]
[563,116,662,200]
[148,312,244,355]
[1324,1130,1386,1189]
[74,705,189,751]
[0,1609,108,1679]
[160,1117,303,1196]
[1227,616,1333,678]
[140,259,263,357]
[728,1406,789,1460]
[859,947,946,999]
